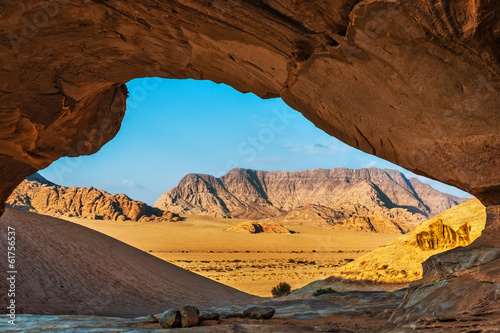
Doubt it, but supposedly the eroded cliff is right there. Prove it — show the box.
[7,173,179,222]
[155,168,466,225]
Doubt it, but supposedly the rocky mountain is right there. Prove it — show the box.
[155,168,468,225]
[7,173,179,222]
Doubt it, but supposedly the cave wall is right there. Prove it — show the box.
[0,0,498,215]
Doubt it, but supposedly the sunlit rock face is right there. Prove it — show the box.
[0,0,498,329]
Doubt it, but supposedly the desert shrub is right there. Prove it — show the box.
[272,282,292,298]
[313,287,337,297]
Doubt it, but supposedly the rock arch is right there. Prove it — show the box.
[0,0,499,329]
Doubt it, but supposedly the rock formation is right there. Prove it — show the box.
[0,1,498,329]
[415,219,471,250]
[7,173,179,222]
[326,199,485,284]
[274,204,413,234]
[156,168,466,225]
[225,221,292,234]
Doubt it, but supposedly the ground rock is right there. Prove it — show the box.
[180,306,200,328]
[146,314,158,323]
[159,309,181,329]
[243,306,276,319]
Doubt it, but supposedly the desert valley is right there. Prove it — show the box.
[1,167,488,331]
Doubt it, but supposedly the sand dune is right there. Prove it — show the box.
[60,214,399,297]
[0,208,258,317]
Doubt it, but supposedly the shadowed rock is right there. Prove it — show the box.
[180,306,200,328]
[159,309,181,329]
[243,306,276,320]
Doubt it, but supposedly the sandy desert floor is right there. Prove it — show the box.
[64,214,400,297]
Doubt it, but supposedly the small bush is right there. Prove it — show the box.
[313,287,337,297]
[272,282,292,298]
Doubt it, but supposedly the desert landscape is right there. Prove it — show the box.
[63,214,401,297]
[0,170,490,332]
[0,1,498,332]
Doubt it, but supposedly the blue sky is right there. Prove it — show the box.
[39,79,471,205]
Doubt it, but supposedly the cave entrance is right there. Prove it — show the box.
[13,78,472,299]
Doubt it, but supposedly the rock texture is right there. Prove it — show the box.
[179,306,200,328]
[159,309,181,329]
[415,219,471,250]
[226,222,292,234]
[156,168,466,225]
[6,173,179,222]
[383,202,500,331]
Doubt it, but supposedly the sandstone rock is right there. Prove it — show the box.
[145,314,158,323]
[199,312,219,321]
[415,219,471,250]
[6,173,180,222]
[159,309,181,329]
[274,204,414,234]
[226,222,291,234]
[156,168,466,225]
[180,306,200,328]
[340,215,413,234]
[315,199,486,285]
[243,306,276,319]
[223,312,245,319]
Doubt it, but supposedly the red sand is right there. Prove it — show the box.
[0,208,259,317]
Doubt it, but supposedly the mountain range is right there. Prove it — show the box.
[6,173,179,222]
[155,168,468,225]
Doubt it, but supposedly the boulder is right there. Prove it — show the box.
[159,309,181,329]
[243,306,276,320]
[199,312,219,321]
[145,314,158,323]
[180,306,200,328]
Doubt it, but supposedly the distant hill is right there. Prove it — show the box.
[273,204,413,234]
[7,173,179,222]
[155,168,468,225]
